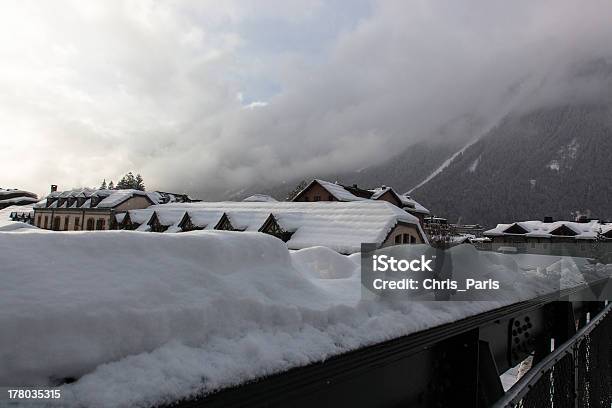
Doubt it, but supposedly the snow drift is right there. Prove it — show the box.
[0,230,609,407]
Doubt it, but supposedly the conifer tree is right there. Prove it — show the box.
[135,174,145,191]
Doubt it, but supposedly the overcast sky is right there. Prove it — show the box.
[1,0,611,198]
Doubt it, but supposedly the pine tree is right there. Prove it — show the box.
[100,179,107,190]
[125,172,136,189]
[115,172,145,190]
[108,180,115,190]
[135,174,145,191]
[116,176,127,189]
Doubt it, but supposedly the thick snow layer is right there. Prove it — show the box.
[92,190,149,208]
[0,188,34,197]
[485,219,612,239]
[1,233,610,408]
[242,194,278,202]
[0,196,38,206]
[310,179,368,202]
[399,193,430,215]
[132,201,425,254]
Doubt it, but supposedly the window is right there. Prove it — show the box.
[410,235,417,244]
[64,216,69,231]
[394,234,402,244]
[44,216,48,229]
[96,219,106,230]
[314,195,321,201]
[53,216,61,231]
[37,215,41,227]
[86,218,94,231]
[530,241,536,248]
[328,195,334,201]
[74,217,80,231]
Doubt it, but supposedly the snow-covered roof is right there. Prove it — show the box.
[311,179,368,201]
[295,180,430,215]
[147,191,197,204]
[0,196,38,206]
[114,213,126,224]
[97,190,150,208]
[400,194,430,215]
[0,188,38,209]
[127,201,425,253]
[0,188,37,198]
[484,220,612,240]
[35,189,153,209]
[242,194,278,202]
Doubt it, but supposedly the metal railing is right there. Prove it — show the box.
[493,302,612,408]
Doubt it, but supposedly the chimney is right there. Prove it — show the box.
[381,184,387,189]
[50,184,58,193]
[543,216,554,223]
[352,184,358,188]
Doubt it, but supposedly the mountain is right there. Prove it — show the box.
[411,104,612,227]
[244,102,612,228]
[233,60,612,227]
[225,139,462,201]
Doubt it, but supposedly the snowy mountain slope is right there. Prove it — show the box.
[411,104,612,226]
[406,136,482,194]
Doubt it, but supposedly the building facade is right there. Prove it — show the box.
[33,188,155,231]
[292,179,431,225]
[483,218,612,256]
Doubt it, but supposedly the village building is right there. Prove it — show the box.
[116,201,428,254]
[483,217,612,255]
[423,216,453,242]
[32,186,198,231]
[291,179,430,225]
[451,223,485,238]
[8,206,35,224]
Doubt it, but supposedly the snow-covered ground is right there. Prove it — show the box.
[1,230,609,407]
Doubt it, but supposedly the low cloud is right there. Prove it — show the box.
[1,0,611,198]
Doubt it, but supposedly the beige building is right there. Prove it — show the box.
[33,187,155,231]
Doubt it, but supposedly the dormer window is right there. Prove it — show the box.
[77,197,86,207]
[90,196,100,207]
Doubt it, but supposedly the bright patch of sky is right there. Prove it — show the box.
[232,0,373,104]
